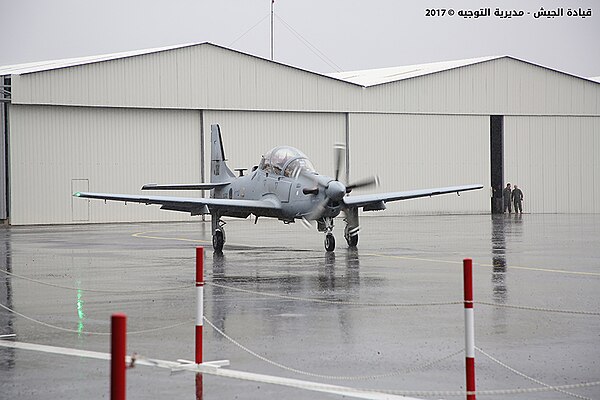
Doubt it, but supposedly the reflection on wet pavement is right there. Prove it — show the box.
[0,215,598,400]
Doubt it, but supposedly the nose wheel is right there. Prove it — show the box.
[321,217,336,252]
[324,233,336,252]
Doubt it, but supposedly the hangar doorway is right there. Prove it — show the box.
[490,115,504,214]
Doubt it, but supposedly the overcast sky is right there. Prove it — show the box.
[1,0,598,77]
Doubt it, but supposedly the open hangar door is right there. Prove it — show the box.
[504,116,600,213]
[347,113,490,215]
[9,105,202,225]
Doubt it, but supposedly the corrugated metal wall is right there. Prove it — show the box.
[13,45,599,116]
[9,105,201,225]
[11,45,361,112]
[505,116,600,213]
[348,114,490,214]
[363,58,600,115]
[0,102,7,220]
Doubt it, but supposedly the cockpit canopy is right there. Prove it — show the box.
[259,146,315,177]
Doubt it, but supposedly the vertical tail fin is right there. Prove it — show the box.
[210,124,235,184]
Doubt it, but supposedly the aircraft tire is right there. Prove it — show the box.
[213,230,224,252]
[325,233,335,252]
[346,234,358,248]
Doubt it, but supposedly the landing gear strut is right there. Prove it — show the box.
[211,213,226,252]
[345,230,358,247]
[343,207,359,248]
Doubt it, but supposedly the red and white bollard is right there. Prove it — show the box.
[195,247,204,400]
[196,247,204,364]
[111,313,127,400]
[463,258,476,400]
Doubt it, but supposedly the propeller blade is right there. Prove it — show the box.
[334,143,345,182]
[307,197,329,221]
[346,176,380,192]
[300,217,314,230]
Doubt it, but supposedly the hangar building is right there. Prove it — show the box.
[1,42,599,225]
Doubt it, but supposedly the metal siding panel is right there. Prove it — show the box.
[583,118,600,213]
[540,119,557,213]
[505,116,600,214]
[159,51,179,107]
[9,46,600,116]
[364,59,600,115]
[348,114,489,215]
[0,103,6,219]
[561,118,577,212]
[175,47,192,107]
[10,44,363,112]
[595,118,600,213]
[10,105,201,225]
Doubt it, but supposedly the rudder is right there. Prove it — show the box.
[210,124,235,184]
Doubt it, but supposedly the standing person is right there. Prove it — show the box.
[512,185,524,213]
[503,183,512,213]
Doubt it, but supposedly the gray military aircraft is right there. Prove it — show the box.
[74,124,482,252]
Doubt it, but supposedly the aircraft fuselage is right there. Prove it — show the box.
[213,169,342,222]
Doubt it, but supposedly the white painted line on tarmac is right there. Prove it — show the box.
[0,339,420,400]
[132,230,600,277]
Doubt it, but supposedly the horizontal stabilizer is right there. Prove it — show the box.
[141,183,229,191]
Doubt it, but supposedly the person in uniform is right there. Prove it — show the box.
[512,185,524,213]
[503,183,512,213]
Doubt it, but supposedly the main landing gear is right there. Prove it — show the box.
[211,214,226,252]
[344,228,359,247]
[319,214,360,252]
[343,207,359,248]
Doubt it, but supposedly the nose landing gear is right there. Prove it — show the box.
[324,233,335,252]
[321,217,336,252]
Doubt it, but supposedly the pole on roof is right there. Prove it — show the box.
[270,0,274,60]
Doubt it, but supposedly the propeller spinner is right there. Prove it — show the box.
[305,143,379,222]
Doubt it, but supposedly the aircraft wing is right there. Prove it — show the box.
[343,184,483,209]
[141,183,229,190]
[73,192,281,216]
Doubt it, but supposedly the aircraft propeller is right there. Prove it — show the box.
[305,143,379,222]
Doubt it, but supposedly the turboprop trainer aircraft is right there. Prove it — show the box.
[74,124,482,252]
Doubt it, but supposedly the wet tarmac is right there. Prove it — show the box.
[0,214,599,399]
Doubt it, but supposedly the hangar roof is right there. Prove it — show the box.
[0,42,201,75]
[327,56,600,87]
[1,42,597,88]
[326,56,502,87]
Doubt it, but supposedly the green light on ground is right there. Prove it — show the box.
[77,288,86,335]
